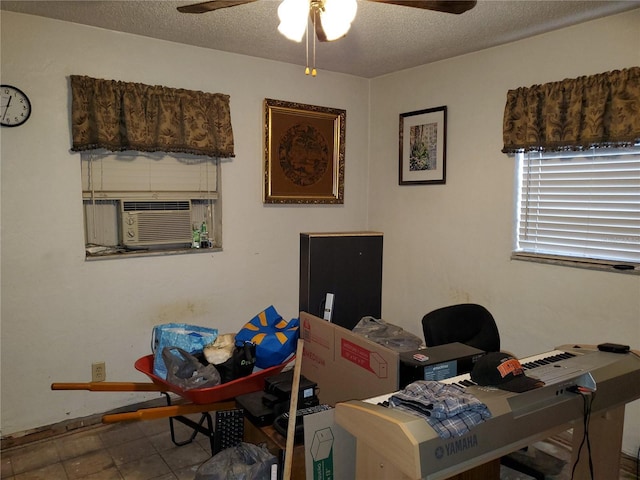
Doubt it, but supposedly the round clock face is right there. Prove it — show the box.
[1,85,32,127]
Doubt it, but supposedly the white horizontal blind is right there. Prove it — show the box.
[81,152,218,199]
[516,148,640,263]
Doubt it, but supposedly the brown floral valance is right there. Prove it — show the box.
[70,75,234,158]
[502,67,640,153]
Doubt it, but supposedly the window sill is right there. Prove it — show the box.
[85,245,222,261]
[511,252,639,276]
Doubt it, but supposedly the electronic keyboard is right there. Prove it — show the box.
[336,345,640,480]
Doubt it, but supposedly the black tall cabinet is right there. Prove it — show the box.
[299,232,383,331]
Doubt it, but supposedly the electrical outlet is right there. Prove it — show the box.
[92,362,106,382]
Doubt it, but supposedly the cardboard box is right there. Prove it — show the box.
[303,409,356,480]
[300,311,399,406]
[298,312,399,479]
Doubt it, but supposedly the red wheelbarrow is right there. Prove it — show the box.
[52,355,292,455]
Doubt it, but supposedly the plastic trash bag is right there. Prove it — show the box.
[162,346,221,390]
[152,323,218,379]
[352,316,424,352]
[195,442,278,480]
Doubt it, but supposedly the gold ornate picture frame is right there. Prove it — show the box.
[264,98,345,204]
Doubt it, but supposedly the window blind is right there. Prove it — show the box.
[516,148,640,264]
[81,152,218,200]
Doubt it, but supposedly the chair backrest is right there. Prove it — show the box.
[421,303,500,353]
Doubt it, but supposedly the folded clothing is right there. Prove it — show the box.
[389,380,491,439]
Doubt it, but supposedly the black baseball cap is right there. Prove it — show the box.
[471,352,544,393]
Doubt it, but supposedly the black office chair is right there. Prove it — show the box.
[421,303,560,480]
[421,303,500,353]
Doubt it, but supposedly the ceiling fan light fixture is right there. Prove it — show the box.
[319,0,357,41]
[277,0,311,42]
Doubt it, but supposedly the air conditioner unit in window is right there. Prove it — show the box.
[120,200,192,248]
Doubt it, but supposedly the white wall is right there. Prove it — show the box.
[2,7,639,457]
[0,12,370,437]
[369,10,640,455]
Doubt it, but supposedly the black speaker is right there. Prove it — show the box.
[299,232,383,331]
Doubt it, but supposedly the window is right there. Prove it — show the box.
[82,151,221,259]
[514,147,640,272]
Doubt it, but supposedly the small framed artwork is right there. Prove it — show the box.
[399,105,447,185]
[264,98,346,204]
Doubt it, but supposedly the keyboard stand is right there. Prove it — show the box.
[571,404,625,479]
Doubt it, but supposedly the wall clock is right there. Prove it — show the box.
[1,85,32,127]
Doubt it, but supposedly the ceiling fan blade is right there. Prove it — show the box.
[313,14,329,42]
[311,5,357,43]
[367,0,476,15]
[177,0,257,14]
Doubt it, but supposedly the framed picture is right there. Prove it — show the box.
[399,105,447,185]
[264,98,345,204]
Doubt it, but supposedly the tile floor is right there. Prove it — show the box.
[1,415,214,480]
[1,417,637,480]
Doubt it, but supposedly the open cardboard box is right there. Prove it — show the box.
[299,311,399,406]
[299,311,400,479]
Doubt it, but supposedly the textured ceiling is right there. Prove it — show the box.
[2,0,639,78]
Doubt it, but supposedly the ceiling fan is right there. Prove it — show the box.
[177,1,477,42]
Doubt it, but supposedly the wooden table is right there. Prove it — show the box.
[243,418,306,480]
